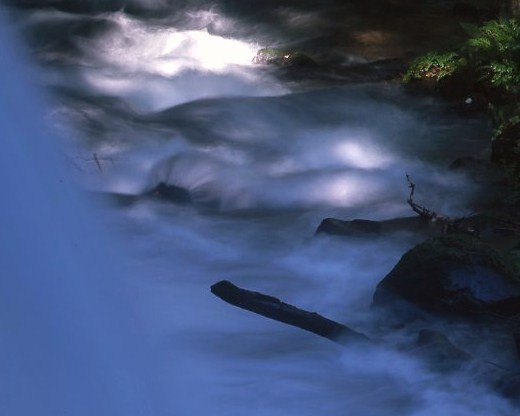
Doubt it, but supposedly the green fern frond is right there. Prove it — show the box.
[465,19,520,56]
[484,61,520,89]
[460,22,482,39]
[403,52,461,82]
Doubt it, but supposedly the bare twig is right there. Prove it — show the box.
[93,153,102,172]
[75,153,115,173]
[406,174,438,221]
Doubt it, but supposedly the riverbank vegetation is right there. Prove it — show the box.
[404,17,520,208]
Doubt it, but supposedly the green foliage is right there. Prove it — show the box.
[462,20,520,58]
[403,52,461,82]
[491,105,520,133]
[404,19,520,130]
[404,19,520,171]
[461,19,520,91]
[483,61,520,89]
[404,19,520,90]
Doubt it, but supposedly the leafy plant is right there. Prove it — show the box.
[462,20,520,58]
[403,52,461,82]
[491,107,520,134]
[404,19,520,169]
[462,19,520,91]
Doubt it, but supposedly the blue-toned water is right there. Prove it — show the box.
[1,1,516,415]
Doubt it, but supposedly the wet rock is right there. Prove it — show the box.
[335,58,407,83]
[373,235,520,317]
[415,329,471,371]
[252,48,317,67]
[456,214,520,245]
[405,67,475,103]
[316,216,431,237]
[317,218,382,236]
[491,123,520,166]
[449,156,483,170]
[495,373,520,401]
[148,182,192,205]
[457,92,489,114]
[107,193,139,207]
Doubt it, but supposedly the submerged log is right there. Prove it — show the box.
[210,282,493,378]
[210,280,371,345]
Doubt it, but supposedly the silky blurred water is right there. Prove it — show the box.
[2,1,517,415]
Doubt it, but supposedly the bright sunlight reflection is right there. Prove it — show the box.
[334,141,394,169]
[95,14,257,76]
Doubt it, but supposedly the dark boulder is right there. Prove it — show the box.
[414,329,471,372]
[148,182,192,205]
[317,218,382,236]
[316,216,432,237]
[495,373,520,401]
[373,235,520,317]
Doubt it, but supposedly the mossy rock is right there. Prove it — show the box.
[252,48,317,67]
[373,235,520,317]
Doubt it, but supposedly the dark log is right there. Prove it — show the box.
[210,280,371,345]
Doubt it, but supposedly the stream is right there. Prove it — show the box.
[1,1,517,415]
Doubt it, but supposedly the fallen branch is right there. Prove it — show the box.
[210,280,371,345]
[405,174,468,234]
[210,282,511,375]
[406,173,440,221]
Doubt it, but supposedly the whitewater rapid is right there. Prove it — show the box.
[2,1,517,415]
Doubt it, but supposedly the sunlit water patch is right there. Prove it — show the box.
[74,12,285,110]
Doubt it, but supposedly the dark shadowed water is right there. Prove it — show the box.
[2,1,517,415]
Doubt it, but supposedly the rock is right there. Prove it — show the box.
[373,235,520,317]
[414,329,471,371]
[316,216,431,237]
[495,373,520,401]
[148,182,192,205]
[316,218,382,236]
[449,156,483,170]
[452,2,481,20]
[331,58,407,83]
[252,48,317,67]
[461,92,489,112]
[491,123,520,166]
[405,67,475,102]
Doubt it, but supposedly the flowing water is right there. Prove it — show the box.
[2,1,518,415]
